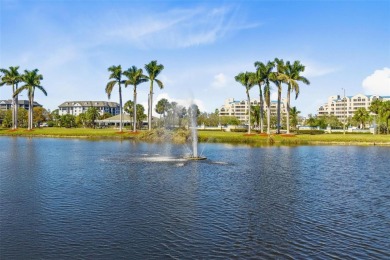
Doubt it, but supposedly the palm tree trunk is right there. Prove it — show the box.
[28,97,32,130]
[267,105,271,135]
[133,86,137,132]
[259,87,264,133]
[247,91,251,134]
[149,82,153,130]
[277,83,281,134]
[119,84,123,132]
[286,86,291,134]
[12,84,17,129]
[14,87,18,129]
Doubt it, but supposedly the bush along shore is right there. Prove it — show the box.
[1,128,389,146]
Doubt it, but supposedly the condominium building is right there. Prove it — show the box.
[317,93,390,119]
[219,98,287,123]
[58,101,120,116]
[0,99,42,110]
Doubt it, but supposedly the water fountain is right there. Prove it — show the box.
[185,104,206,160]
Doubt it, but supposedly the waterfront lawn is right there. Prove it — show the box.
[0,127,133,138]
[0,128,389,145]
[198,131,390,145]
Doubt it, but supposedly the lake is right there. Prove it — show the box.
[1,137,389,259]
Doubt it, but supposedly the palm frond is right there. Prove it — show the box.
[36,85,48,96]
[13,85,28,97]
[105,80,117,99]
[155,79,164,89]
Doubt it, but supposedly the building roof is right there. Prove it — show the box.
[96,114,132,122]
[58,101,119,108]
[0,99,42,106]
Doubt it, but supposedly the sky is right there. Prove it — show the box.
[1,0,389,117]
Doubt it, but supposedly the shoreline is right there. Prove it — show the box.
[1,128,389,146]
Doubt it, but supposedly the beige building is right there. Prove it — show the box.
[219,98,287,123]
[317,93,390,119]
[58,101,120,116]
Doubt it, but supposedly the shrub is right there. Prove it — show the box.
[296,129,325,135]
[230,128,247,132]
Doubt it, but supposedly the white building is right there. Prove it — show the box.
[58,101,120,116]
[317,94,390,119]
[219,98,287,123]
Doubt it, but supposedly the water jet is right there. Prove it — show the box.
[185,103,207,160]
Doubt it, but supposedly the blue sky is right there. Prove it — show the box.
[1,0,389,116]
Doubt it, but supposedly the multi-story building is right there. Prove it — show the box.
[317,93,390,119]
[0,99,42,110]
[219,98,287,123]
[58,101,120,116]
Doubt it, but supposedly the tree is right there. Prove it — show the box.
[254,61,273,133]
[251,105,260,128]
[124,100,147,128]
[352,107,369,128]
[106,65,125,132]
[135,104,147,129]
[256,61,274,134]
[0,66,22,129]
[86,107,100,128]
[59,114,76,128]
[284,61,310,134]
[269,58,288,134]
[76,113,87,127]
[33,107,48,126]
[155,98,170,118]
[370,99,390,134]
[13,69,47,130]
[144,60,164,130]
[123,66,148,132]
[235,72,255,134]
[289,106,301,130]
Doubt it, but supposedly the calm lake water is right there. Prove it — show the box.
[1,137,389,259]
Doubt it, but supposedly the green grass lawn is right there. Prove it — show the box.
[0,127,135,139]
[197,130,390,145]
[0,127,389,145]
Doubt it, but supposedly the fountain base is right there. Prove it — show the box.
[185,156,207,161]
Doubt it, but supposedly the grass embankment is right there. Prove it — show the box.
[0,127,133,139]
[0,128,389,145]
[198,131,390,146]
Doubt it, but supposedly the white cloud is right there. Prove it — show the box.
[101,5,259,49]
[302,62,339,77]
[362,68,390,95]
[211,73,228,88]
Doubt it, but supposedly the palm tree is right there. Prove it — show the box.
[144,61,164,131]
[269,58,288,134]
[254,61,274,133]
[352,107,369,129]
[255,61,275,134]
[106,65,125,132]
[124,66,148,132]
[13,69,47,130]
[284,61,310,134]
[235,72,255,134]
[0,66,22,129]
[289,106,301,130]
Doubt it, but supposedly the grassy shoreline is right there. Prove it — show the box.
[0,128,389,146]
